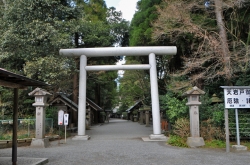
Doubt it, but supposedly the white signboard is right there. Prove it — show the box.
[64,114,69,126]
[58,110,64,125]
[222,86,250,108]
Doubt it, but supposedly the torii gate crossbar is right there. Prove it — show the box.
[59,46,177,140]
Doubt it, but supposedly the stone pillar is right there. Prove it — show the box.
[139,110,144,125]
[133,111,138,122]
[137,111,140,123]
[183,86,205,147]
[145,111,150,127]
[28,88,51,148]
[105,111,110,123]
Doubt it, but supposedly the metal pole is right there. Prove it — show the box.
[58,126,60,146]
[235,108,240,145]
[78,55,87,136]
[65,125,67,143]
[149,53,161,135]
[12,88,18,165]
[224,108,230,152]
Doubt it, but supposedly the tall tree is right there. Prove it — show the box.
[0,0,77,90]
[130,0,162,46]
[121,0,173,108]
[72,0,129,109]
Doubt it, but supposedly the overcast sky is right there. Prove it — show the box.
[105,0,138,21]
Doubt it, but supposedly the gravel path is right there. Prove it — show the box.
[0,118,249,165]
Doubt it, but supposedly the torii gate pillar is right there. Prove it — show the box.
[59,46,177,140]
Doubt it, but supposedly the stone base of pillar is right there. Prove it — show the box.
[72,135,90,140]
[232,145,247,151]
[149,134,167,140]
[187,137,205,148]
[30,138,50,148]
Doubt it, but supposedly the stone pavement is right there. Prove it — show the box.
[0,118,249,165]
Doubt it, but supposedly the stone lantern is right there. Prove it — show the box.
[28,87,51,148]
[139,105,151,127]
[183,86,205,147]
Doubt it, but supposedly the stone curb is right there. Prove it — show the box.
[0,157,48,165]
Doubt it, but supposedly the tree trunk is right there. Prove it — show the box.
[214,0,232,85]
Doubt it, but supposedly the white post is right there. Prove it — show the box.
[65,125,67,143]
[72,55,90,140]
[149,53,166,140]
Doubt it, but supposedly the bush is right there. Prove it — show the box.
[167,135,188,148]
[166,118,189,148]
[160,94,189,124]
[200,119,225,140]
[173,118,190,138]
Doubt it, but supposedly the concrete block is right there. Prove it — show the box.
[187,137,205,148]
[232,145,247,151]
[30,138,50,148]
[149,134,167,140]
[72,135,90,140]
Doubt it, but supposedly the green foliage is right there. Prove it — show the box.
[0,0,75,70]
[167,135,188,148]
[24,56,74,92]
[240,141,250,150]
[229,110,250,137]
[204,140,226,148]
[79,21,114,47]
[82,0,108,22]
[160,94,188,124]
[122,112,127,119]
[0,134,12,140]
[0,0,130,117]
[46,106,58,128]
[118,104,129,114]
[211,105,225,127]
[119,65,150,106]
[130,0,162,46]
[0,87,13,118]
[199,94,225,128]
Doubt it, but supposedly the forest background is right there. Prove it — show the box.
[1,0,250,144]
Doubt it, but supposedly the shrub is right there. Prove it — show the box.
[167,135,188,148]
[160,94,189,124]
[166,118,189,148]
[173,118,190,138]
[200,119,225,140]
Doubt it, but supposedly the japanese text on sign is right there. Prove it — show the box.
[64,114,69,126]
[58,110,64,125]
[223,88,250,108]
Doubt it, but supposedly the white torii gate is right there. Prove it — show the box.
[59,46,177,140]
